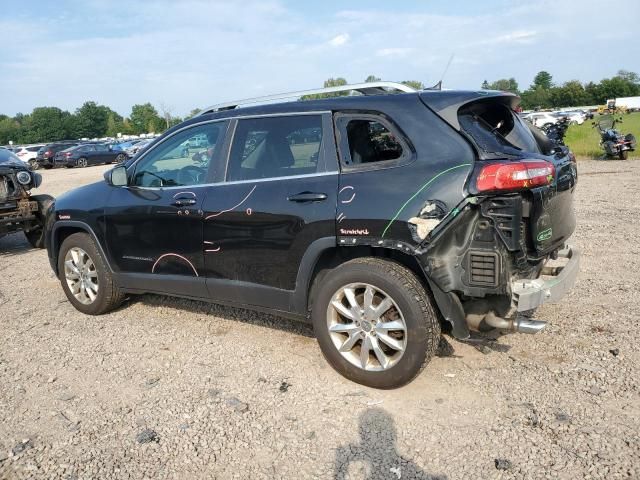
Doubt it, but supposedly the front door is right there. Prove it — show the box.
[103,120,228,298]
[201,113,338,311]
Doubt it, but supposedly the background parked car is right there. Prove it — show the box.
[54,143,127,168]
[554,111,584,125]
[524,112,558,129]
[124,138,153,157]
[14,145,44,167]
[36,142,81,169]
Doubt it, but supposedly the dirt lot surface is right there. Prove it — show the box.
[1,161,639,479]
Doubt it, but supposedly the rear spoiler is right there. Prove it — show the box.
[419,90,520,131]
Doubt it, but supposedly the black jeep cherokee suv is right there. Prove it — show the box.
[45,84,579,388]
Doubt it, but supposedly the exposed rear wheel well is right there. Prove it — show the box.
[306,246,427,313]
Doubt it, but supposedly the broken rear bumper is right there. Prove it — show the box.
[511,246,580,312]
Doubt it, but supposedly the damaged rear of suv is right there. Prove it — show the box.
[417,91,578,337]
[45,82,578,389]
[0,149,53,248]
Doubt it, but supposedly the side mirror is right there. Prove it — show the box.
[104,165,128,186]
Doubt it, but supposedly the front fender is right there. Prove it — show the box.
[48,220,114,276]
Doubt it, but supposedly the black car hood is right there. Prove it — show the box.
[0,149,29,170]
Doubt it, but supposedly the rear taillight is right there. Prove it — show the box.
[476,160,555,192]
[65,152,72,156]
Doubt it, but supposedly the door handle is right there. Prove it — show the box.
[172,198,197,206]
[287,192,328,203]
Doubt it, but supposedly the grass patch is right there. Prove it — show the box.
[565,112,640,159]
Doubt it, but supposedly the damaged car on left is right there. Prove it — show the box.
[0,148,53,248]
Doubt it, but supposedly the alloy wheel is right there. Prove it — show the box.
[326,282,407,371]
[64,247,99,305]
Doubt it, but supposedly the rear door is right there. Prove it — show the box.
[201,113,338,312]
[93,144,110,164]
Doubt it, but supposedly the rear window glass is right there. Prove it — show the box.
[458,102,540,155]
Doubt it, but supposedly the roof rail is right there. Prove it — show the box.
[198,81,417,115]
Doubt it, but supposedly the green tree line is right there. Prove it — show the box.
[5,70,638,145]
[481,70,640,110]
[0,101,185,145]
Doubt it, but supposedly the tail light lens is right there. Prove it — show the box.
[65,152,73,156]
[476,160,555,192]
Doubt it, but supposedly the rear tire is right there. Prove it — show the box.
[115,153,126,163]
[311,258,440,389]
[77,157,88,168]
[58,232,124,315]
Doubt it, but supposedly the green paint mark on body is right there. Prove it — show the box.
[537,228,553,242]
[381,163,472,238]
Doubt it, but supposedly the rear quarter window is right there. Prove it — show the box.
[458,101,540,156]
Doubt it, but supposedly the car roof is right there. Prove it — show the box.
[179,89,518,130]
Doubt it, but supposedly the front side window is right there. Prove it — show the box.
[227,115,323,181]
[132,122,226,187]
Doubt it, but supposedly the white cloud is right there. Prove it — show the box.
[0,0,638,117]
[328,33,350,47]
[376,47,414,58]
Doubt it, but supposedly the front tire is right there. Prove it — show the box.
[58,232,124,315]
[312,258,440,389]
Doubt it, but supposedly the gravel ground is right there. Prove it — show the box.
[1,161,639,479]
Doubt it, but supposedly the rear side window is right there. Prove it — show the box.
[227,115,323,181]
[335,114,410,169]
[458,102,540,155]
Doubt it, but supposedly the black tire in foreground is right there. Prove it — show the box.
[57,232,124,315]
[312,258,441,389]
[24,194,54,248]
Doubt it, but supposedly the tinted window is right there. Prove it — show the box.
[132,122,225,187]
[341,119,404,166]
[27,146,40,152]
[95,144,108,151]
[227,115,323,181]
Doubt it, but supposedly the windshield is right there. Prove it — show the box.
[597,115,619,130]
[458,101,540,156]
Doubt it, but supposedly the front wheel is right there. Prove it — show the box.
[58,232,124,314]
[312,258,440,389]
[619,149,629,160]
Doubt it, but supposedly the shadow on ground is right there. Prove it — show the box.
[0,233,36,262]
[129,293,316,338]
[333,408,447,480]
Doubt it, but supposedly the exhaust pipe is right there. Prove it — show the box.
[483,312,547,334]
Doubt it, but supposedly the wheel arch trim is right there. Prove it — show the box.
[50,221,114,275]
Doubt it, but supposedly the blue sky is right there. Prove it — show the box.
[1,0,638,117]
